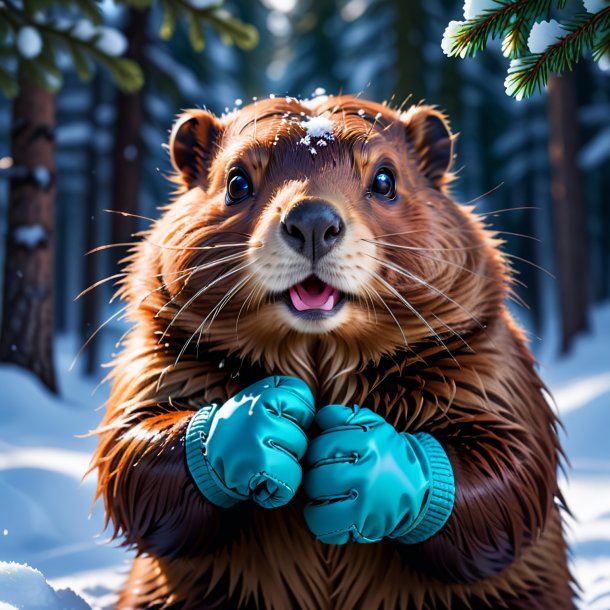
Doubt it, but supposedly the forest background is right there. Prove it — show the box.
[0,0,608,386]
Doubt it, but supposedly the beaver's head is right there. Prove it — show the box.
[151,95,507,371]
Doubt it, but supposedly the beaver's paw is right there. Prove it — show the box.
[186,376,315,509]
[303,405,455,545]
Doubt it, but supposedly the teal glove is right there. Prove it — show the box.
[186,376,315,509]
[303,405,454,545]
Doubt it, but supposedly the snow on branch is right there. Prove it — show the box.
[441,0,610,99]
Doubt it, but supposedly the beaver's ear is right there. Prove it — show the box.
[169,109,223,189]
[400,106,454,188]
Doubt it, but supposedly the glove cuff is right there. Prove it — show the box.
[395,432,455,544]
[185,404,240,508]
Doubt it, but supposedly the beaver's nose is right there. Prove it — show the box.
[281,201,344,262]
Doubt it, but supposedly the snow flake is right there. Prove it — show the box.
[2,529,7,536]
[599,53,610,72]
[313,87,326,96]
[269,93,276,99]
[527,20,564,54]
[16,26,42,59]
[14,224,48,249]
[235,98,243,106]
[441,21,467,58]
[463,0,497,20]
[583,0,608,14]
[95,26,127,57]
[309,147,317,155]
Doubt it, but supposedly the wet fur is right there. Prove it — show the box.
[91,95,576,609]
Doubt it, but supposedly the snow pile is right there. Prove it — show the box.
[527,19,564,54]
[16,27,43,59]
[503,59,526,101]
[538,301,610,607]
[441,21,467,58]
[0,336,131,609]
[0,562,90,610]
[463,0,497,19]
[13,224,48,249]
[583,0,609,14]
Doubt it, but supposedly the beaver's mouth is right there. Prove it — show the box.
[283,275,345,320]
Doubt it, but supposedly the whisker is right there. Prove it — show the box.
[199,272,256,346]
[75,273,127,301]
[461,182,504,206]
[70,269,192,371]
[177,272,254,366]
[367,284,409,350]
[364,238,487,252]
[367,255,484,329]
[368,269,457,364]
[161,259,257,342]
[487,230,540,243]
[104,209,157,223]
[370,241,498,281]
[502,252,555,278]
[478,206,538,217]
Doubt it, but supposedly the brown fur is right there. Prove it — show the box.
[91,95,577,609]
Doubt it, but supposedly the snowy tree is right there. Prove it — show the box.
[439,0,602,352]
[441,0,610,100]
[0,0,257,391]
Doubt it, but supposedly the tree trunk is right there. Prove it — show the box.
[110,8,148,268]
[0,73,57,392]
[547,72,588,353]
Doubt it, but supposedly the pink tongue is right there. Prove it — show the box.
[289,279,340,312]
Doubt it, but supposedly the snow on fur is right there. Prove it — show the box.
[299,115,334,155]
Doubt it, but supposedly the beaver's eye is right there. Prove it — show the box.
[226,169,252,205]
[371,168,396,200]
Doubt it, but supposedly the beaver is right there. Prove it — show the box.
[92,94,576,610]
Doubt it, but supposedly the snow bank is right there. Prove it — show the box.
[0,562,90,610]
[0,336,131,609]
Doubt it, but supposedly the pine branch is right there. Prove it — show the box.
[505,8,610,99]
[451,0,555,57]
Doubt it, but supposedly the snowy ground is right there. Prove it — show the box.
[1,305,609,609]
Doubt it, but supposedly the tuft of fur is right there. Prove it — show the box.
[91,95,576,609]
